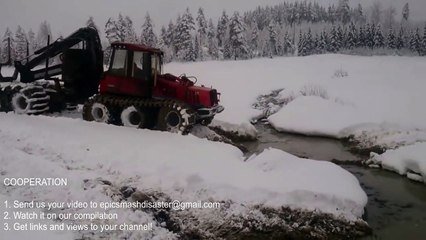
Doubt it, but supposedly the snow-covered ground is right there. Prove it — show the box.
[365,142,426,184]
[3,54,426,148]
[3,54,425,237]
[166,54,426,149]
[0,113,367,238]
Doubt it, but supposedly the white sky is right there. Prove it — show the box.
[0,0,425,38]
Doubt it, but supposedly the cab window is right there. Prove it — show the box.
[110,49,128,76]
[132,51,144,79]
[151,54,161,76]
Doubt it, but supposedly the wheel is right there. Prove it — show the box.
[157,103,194,134]
[83,101,111,123]
[121,106,145,128]
[11,86,50,115]
[11,92,29,114]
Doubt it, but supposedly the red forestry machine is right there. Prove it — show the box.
[0,27,223,134]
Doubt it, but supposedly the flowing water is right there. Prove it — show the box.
[243,123,426,240]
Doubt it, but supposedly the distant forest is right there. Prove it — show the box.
[1,0,426,65]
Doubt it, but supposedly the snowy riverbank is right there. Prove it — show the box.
[167,55,426,184]
[365,142,426,184]
[0,113,369,239]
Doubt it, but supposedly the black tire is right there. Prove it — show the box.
[0,86,14,112]
[82,100,112,124]
[157,103,194,134]
[120,106,147,128]
[11,86,50,115]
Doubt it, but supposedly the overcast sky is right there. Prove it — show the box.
[0,0,425,38]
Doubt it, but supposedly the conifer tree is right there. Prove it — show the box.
[217,10,229,48]
[250,20,260,57]
[115,14,127,42]
[124,16,138,43]
[268,20,278,57]
[175,8,196,61]
[194,35,200,60]
[409,28,422,55]
[396,28,405,50]
[387,27,397,49]
[328,26,340,52]
[207,19,219,59]
[105,18,120,43]
[346,23,357,49]
[336,25,345,49]
[282,31,294,55]
[1,28,15,64]
[141,13,157,47]
[374,24,385,48]
[228,12,249,60]
[297,31,307,56]
[15,25,28,61]
[318,31,328,53]
[365,24,375,49]
[196,7,208,48]
[305,29,314,55]
[357,26,366,48]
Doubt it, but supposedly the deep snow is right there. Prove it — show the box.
[0,113,367,238]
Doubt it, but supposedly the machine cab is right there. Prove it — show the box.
[100,43,162,98]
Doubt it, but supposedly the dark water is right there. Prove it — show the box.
[244,123,426,240]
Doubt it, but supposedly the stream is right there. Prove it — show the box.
[242,123,426,240]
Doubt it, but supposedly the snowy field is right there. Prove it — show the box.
[166,54,426,148]
[0,113,368,238]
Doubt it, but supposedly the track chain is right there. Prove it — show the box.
[86,94,196,134]
[0,83,50,114]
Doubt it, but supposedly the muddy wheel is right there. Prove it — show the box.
[121,106,146,128]
[83,101,111,123]
[11,87,50,115]
[157,104,193,134]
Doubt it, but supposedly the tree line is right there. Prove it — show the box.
[1,0,426,65]
[298,23,426,56]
